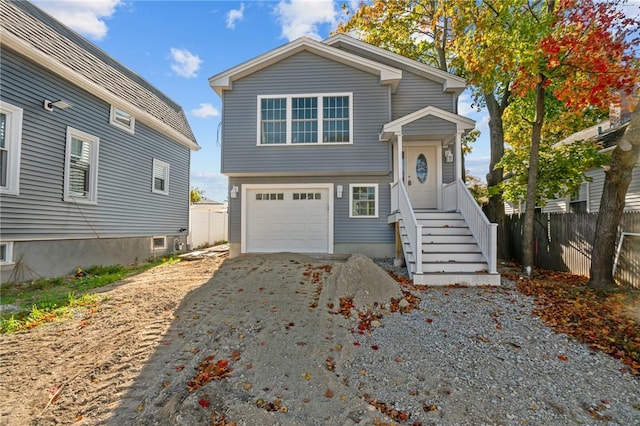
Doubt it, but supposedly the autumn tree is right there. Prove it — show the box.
[510,0,639,276]
[589,106,640,289]
[190,187,205,204]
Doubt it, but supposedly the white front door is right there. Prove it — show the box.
[405,145,438,209]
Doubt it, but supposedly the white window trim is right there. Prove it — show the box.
[152,158,170,195]
[151,236,167,251]
[0,241,14,266]
[109,105,135,134]
[256,93,353,146]
[64,127,99,205]
[0,101,23,196]
[349,183,379,218]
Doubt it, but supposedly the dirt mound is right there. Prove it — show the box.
[321,254,403,312]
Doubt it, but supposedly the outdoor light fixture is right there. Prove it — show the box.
[43,99,73,111]
[230,185,239,199]
[336,185,343,198]
[444,145,454,163]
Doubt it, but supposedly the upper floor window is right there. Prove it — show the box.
[152,159,169,195]
[64,127,99,204]
[0,101,23,195]
[110,105,135,134]
[258,93,352,145]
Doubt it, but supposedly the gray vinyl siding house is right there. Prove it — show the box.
[210,35,500,285]
[0,0,199,282]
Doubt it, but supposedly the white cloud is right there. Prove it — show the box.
[458,93,479,116]
[192,103,220,118]
[32,0,122,41]
[226,3,245,29]
[170,48,202,78]
[274,0,337,41]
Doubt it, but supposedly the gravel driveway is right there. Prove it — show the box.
[2,253,638,425]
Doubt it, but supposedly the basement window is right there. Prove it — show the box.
[151,236,167,250]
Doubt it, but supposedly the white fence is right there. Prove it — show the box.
[189,208,228,249]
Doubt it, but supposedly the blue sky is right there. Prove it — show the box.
[30,0,638,203]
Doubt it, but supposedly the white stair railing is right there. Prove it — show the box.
[451,179,497,274]
[390,181,422,275]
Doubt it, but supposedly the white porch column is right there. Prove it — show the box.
[396,132,403,182]
[455,130,463,182]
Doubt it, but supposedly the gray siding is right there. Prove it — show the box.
[0,47,191,241]
[402,115,456,136]
[586,164,640,212]
[329,42,456,117]
[227,175,395,246]
[221,51,391,175]
[442,160,454,184]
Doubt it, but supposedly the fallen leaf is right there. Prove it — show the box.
[162,381,170,388]
[558,355,569,361]
[325,388,335,398]
[243,383,253,390]
[371,345,379,350]
[394,357,403,363]
[231,350,241,361]
[199,399,210,408]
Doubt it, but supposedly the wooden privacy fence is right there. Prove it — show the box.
[506,211,640,288]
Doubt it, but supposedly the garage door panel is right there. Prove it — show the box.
[246,187,330,253]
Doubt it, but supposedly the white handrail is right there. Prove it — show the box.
[453,179,497,274]
[392,180,422,275]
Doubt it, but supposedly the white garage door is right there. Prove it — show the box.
[245,187,330,253]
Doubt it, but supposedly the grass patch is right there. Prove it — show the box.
[0,257,178,333]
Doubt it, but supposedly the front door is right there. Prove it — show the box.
[405,145,438,209]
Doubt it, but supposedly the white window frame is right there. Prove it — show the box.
[0,241,14,266]
[152,158,170,195]
[256,93,353,146]
[0,101,23,195]
[151,236,167,251]
[64,127,99,205]
[349,184,379,218]
[109,105,135,134]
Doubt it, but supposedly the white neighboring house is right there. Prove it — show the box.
[189,198,228,249]
[541,119,639,214]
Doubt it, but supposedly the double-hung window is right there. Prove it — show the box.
[258,93,352,145]
[64,127,99,204]
[152,159,169,195]
[349,184,378,218]
[0,101,23,195]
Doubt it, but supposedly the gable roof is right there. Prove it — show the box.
[324,34,466,95]
[379,106,475,141]
[209,36,403,96]
[0,0,199,151]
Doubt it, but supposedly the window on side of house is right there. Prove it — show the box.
[258,93,352,145]
[151,236,166,250]
[0,101,23,195]
[109,106,135,134]
[349,184,378,218]
[0,241,14,266]
[152,159,169,195]
[64,127,99,204]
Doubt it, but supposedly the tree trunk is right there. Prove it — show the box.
[588,107,640,288]
[521,76,547,276]
[484,91,511,260]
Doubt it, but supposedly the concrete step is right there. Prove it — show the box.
[412,272,501,286]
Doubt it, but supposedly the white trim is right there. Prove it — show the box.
[349,183,379,218]
[0,101,23,195]
[151,236,167,250]
[1,28,199,151]
[256,93,353,145]
[240,183,334,254]
[0,241,14,266]
[380,105,476,141]
[152,158,170,195]
[209,36,402,96]
[324,34,466,94]
[64,127,99,205]
[109,105,135,134]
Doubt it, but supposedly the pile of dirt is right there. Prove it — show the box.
[321,253,403,313]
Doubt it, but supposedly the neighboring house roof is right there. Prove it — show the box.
[195,197,224,205]
[0,0,199,151]
[209,35,403,96]
[324,34,467,95]
[554,119,628,152]
[379,105,475,141]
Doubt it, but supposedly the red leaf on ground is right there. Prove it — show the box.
[199,399,210,408]
[371,345,379,350]
[558,355,569,362]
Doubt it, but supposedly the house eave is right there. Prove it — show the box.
[324,34,466,94]
[209,36,402,96]
[1,28,200,151]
